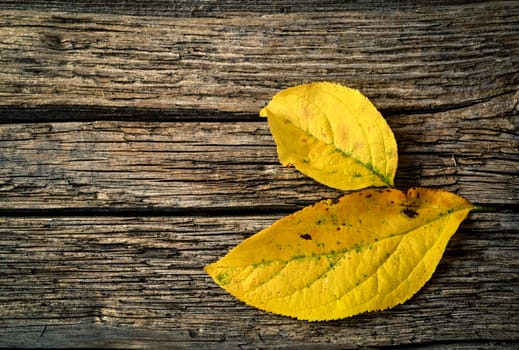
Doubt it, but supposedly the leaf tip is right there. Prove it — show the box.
[204,262,232,288]
[259,106,268,118]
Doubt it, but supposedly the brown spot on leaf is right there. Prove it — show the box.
[299,233,312,240]
[403,208,419,218]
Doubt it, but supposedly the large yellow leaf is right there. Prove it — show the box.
[260,82,397,190]
[205,188,473,321]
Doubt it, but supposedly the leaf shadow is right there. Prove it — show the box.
[388,115,460,193]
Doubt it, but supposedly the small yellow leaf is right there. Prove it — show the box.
[205,188,473,321]
[260,82,397,190]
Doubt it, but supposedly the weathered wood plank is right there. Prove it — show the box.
[0,5,517,117]
[0,214,517,348]
[0,3,517,348]
[0,92,516,210]
[0,0,486,17]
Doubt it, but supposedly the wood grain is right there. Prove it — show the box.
[1,0,492,17]
[1,2,518,348]
[0,91,517,211]
[1,4,518,117]
[0,214,517,348]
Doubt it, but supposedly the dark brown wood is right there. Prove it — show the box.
[0,0,495,17]
[0,4,518,117]
[0,1,517,348]
[0,214,517,348]
[0,91,516,211]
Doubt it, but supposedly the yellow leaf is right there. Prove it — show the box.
[260,82,397,190]
[205,188,473,321]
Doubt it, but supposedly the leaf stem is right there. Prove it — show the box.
[472,205,497,213]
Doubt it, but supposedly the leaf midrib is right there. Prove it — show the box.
[221,206,468,270]
[226,207,470,305]
[277,113,392,187]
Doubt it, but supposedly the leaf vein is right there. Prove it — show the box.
[241,207,468,310]
[335,214,453,315]
[276,98,389,186]
[302,209,466,314]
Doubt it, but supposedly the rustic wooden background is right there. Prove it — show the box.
[1,1,518,348]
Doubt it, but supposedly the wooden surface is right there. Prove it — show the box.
[0,1,518,348]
